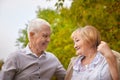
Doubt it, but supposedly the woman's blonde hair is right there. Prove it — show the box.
[71,25,101,48]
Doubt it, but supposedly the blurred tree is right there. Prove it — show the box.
[16,0,120,80]
[16,26,28,48]
[67,0,120,52]
[0,59,4,70]
[16,1,120,79]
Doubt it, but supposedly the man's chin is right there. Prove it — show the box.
[42,47,47,51]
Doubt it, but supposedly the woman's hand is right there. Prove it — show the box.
[97,41,119,80]
[97,41,114,59]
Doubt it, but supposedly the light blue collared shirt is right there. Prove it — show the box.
[71,52,112,80]
[25,45,46,58]
[0,45,66,80]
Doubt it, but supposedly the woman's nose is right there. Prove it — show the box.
[74,43,77,49]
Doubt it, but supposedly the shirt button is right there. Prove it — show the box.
[39,76,40,79]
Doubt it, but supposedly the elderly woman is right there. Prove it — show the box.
[65,25,119,80]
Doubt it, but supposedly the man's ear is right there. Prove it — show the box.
[29,32,35,38]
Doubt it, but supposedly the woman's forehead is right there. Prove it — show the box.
[72,35,81,41]
[72,31,81,38]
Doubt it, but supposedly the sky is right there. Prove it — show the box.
[0,0,72,60]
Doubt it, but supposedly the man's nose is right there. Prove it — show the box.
[47,37,50,42]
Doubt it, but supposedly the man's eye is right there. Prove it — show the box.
[43,35,48,38]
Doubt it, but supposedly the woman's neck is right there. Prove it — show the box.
[81,48,97,66]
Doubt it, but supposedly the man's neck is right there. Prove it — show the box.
[28,44,43,57]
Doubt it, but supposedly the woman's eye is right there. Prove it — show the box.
[76,40,79,42]
[75,39,79,42]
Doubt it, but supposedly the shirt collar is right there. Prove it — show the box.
[73,51,102,71]
[24,45,46,58]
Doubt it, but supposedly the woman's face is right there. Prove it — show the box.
[73,34,88,56]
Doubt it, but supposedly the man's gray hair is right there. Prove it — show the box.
[27,18,50,38]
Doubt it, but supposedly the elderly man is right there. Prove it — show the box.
[0,18,66,80]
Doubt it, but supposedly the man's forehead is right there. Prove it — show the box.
[39,24,50,29]
[40,30,51,34]
[37,25,50,31]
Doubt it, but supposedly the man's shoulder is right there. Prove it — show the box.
[7,49,26,59]
[45,51,60,61]
[45,51,56,57]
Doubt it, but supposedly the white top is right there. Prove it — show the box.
[71,52,112,80]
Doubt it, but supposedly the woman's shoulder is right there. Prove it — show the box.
[112,50,120,76]
[112,50,120,60]
[70,55,82,64]
[71,55,79,60]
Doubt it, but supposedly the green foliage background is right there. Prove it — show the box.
[16,0,120,69]
[37,0,120,68]
[37,9,76,69]
[4,0,119,79]
[0,60,4,70]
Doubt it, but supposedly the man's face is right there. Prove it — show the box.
[30,25,51,52]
